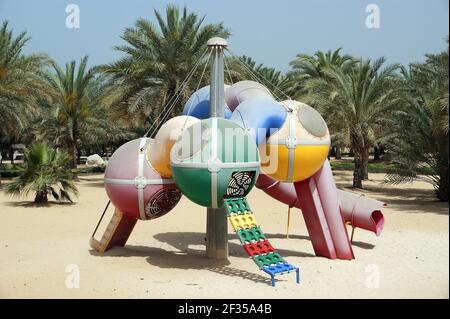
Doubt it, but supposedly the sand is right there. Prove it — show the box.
[0,171,448,298]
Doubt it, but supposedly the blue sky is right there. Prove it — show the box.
[0,0,448,72]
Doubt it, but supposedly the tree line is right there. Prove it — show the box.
[0,5,448,201]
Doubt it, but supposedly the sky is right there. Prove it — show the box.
[0,0,448,72]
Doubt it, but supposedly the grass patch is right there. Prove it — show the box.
[330,159,432,175]
[330,160,400,173]
[1,163,105,178]
[73,165,106,174]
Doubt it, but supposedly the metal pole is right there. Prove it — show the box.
[209,45,225,118]
[206,38,228,260]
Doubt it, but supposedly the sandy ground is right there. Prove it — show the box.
[0,171,448,299]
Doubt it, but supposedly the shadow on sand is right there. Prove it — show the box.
[89,243,271,285]
[335,181,449,216]
[350,240,375,249]
[77,176,105,188]
[3,200,76,208]
[87,231,326,284]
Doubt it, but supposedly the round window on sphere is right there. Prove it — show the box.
[297,104,328,137]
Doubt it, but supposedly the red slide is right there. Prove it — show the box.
[256,160,385,259]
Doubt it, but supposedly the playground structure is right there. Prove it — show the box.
[90,38,385,286]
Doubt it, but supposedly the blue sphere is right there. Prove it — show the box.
[183,85,232,119]
[230,96,287,146]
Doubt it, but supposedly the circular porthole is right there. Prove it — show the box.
[226,171,254,197]
[146,188,182,219]
[297,104,328,137]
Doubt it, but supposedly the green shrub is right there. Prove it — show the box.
[5,143,78,203]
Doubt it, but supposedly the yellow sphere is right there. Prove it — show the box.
[259,100,330,182]
[147,115,200,178]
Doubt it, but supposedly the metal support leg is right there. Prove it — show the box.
[206,207,228,259]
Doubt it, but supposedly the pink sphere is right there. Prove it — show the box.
[104,138,182,220]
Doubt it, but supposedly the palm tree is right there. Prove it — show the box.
[0,21,48,155]
[33,72,134,165]
[422,43,449,136]
[288,49,357,159]
[386,44,449,201]
[6,143,78,203]
[101,5,230,129]
[288,48,355,98]
[290,48,355,78]
[41,56,98,168]
[224,55,293,99]
[304,57,400,188]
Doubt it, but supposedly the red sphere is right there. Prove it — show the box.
[104,138,181,220]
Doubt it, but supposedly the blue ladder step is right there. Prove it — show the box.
[262,263,300,287]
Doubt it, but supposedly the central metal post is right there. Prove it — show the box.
[206,37,228,260]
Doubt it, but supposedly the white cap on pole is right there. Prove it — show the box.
[207,37,228,47]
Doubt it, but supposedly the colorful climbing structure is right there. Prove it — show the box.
[224,197,300,286]
[90,37,385,289]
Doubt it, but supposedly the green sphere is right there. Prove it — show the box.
[170,118,259,208]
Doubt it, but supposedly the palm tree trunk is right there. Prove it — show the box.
[9,145,14,164]
[436,140,449,202]
[437,168,449,201]
[374,146,381,161]
[353,150,364,188]
[166,83,179,119]
[351,130,365,188]
[348,148,354,157]
[329,146,336,158]
[335,147,342,160]
[67,123,79,169]
[67,140,78,169]
[363,147,370,180]
[35,189,48,203]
